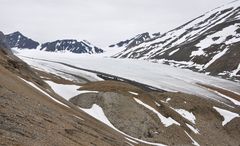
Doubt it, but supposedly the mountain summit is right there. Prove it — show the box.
[5,31,39,49]
[40,39,103,54]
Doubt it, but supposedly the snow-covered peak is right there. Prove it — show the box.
[4,31,104,54]
[40,39,103,54]
[113,0,240,82]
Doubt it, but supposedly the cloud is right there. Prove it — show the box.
[0,0,232,48]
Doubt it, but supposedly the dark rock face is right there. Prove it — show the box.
[113,1,240,81]
[40,40,103,54]
[5,32,104,54]
[5,31,39,49]
[0,31,12,55]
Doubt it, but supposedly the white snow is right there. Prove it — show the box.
[213,106,240,126]
[80,104,113,127]
[45,80,99,100]
[212,90,240,106]
[155,101,161,107]
[186,124,200,134]
[78,90,99,94]
[125,141,135,146]
[166,98,171,102]
[173,108,196,124]
[161,98,172,103]
[19,77,69,108]
[168,48,180,56]
[204,48,229,69]
[184,131,200,146]
[73,115,84,121]
[191,48,205,57]
[193,24,240,57]
[17,55,102,82]
[134,98,180,127]
[129,91,139,95]
[125,137,139,144]
[15,50,240,106]
[117,0,240,60]
[45,80,81,100]
[80,104,166,146]
[231,63,240,77]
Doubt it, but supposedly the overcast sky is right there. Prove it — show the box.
[0,0,233,47]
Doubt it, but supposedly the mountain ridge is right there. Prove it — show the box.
[5,31,104,54]
[112,0,240,82]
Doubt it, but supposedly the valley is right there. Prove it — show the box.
[1,0,240,145]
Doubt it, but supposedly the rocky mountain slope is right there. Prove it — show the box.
[41,39,103,53]
[14,48,240,146]
[109,32,152,49]
[113,0,240,82]
[5,31,103,54]
[0,32,129,146]
[5,31,39,49]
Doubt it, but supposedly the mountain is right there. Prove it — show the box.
[113,0,240,82]
[5,31,104,54]
[0,31,129,146]
[5,31,40,49]
[13,48,240,146]
[0,31,11,54]
[109,32,152,49]
[40,39,103,54]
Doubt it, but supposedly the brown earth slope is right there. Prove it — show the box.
[0,32,132,146]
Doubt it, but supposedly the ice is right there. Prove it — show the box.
[15,50,240,106]
[134,98,180,127]
[19,56,102,82]
[213,106,240,126]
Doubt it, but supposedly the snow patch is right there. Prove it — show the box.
[129,91,139,95]
[19,77,69,108]
[186,124,200,134]
[184,131,200,146]
[168,48,180,56]
[213,106,239,126]
[134,98,180,127]
[213,90,240,106]
[204,48,229,69]
[45,80,81,100]
[173,108,196,124]
[80,104,166,146]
